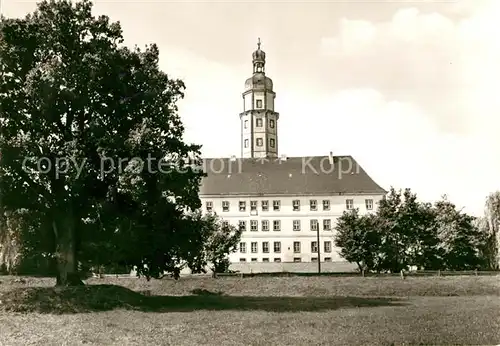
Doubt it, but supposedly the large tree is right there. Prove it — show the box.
[0,0,204,285]
[376,188,437,272]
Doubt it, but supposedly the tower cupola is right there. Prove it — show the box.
[252,38,266,73]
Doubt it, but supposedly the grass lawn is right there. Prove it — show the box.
[0,275,499,345]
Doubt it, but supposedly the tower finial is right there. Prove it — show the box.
[257,37,261,50]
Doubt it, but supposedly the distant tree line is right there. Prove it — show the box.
[334,188,500,272]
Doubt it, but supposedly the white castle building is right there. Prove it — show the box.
[199,40,386,272]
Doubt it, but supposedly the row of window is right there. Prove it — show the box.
[227,219,332,232]
[243,117,275,129]
[206,199,374,212]
[239,257,332,263]
[243,137,275,149]
[239,240,332,254]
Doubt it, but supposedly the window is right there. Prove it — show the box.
[273,241,281,253]
[322,200,330,210]
[273,200,280,211]
[274,258,281,263]
[324,241,332,253]
[261,200,269,211]
[251,258,257,262]
[250,220,258,231]
[324,257,332,262]
[238,220,246,232]
[239,201,246,212]
[239,242,246,253]
[273,220,281,231]
[365,199,374,210]
[239,258,246,262]
[222,201,229,212]
[244,139,249,148]
[292,200,300,211]
[293,257,302,263]
[346,199,354,210]
[293,241,301,253]
[256,99,262,108]
[205,201,213,212]
[270,138,275,148]
[293,220,301,231]
[250,200,257,211]
[256,138,263,147]
[251,242,258,253]
[310,200,317,211]
[311,241,318,253]
[256,118,263,127]
[262,258,269,262]
[269,119,275,128]
[261,220,269,231]
[222,221,229,228]
[311,257,318,262]
[262,242,269,253]
[310,219,319,232]
[244,120,248,129]
[323,219,331,231]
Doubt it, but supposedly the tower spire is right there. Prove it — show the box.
[257,37,261,50]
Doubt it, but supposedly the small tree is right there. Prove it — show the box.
[334,208,382,272]
[485,192,500,269]
[184,211,242,276]
[434,197,486,270]
[473,216,495,270]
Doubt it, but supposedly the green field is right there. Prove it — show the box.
[0,275,499,345]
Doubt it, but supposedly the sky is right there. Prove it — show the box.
[3,0,500,216]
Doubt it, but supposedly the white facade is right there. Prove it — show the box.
[201,194,383,264]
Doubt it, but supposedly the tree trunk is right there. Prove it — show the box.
[52,210,83,286]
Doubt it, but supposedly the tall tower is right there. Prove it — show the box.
[240,39,279,158]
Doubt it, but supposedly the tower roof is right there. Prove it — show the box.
[251,38,268,75]
[247,38,272,90]
[252,38,266,63]
[244,73,273,91]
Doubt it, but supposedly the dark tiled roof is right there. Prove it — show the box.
[199,156,386,196]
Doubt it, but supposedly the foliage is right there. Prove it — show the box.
[0,0,205,285]
[0,210,23,273]
[334,187,488,272]
[183,211,242,276]
[434,198,487,270]
[334,209,382,272]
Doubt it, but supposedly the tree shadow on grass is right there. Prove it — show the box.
[0,284,408,314]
